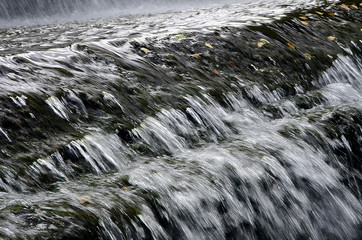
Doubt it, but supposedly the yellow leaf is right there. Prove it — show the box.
[205,43,213,49]
[351,5,358,9]
[192,54,201,59]
[304,53,312,60]
[140,47,151,54]
[122,187,128,191]
[257,38,269,48]
[327,36,336,41]
[327,13,335,16]
[212,69,220,75]
[173,34,187,40]
[78,196,92,206]
[339,4,350,10]
[287,43,296,50]
[300,21,308,26]
[315,11,323,15]
[299,16,308,20]
[37,159,46,164]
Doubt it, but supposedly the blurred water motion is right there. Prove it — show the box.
[0,0,360,239]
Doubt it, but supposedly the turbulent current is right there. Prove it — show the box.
[0,0,361,239]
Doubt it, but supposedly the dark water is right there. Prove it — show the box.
[0,0,361,239]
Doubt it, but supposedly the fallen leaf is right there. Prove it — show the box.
[212,69,220,75]
[229,61,237,68]
[122,187,128,191]
[351,5,358,9]
[339,4,350,10]
[312,36,321,41]
[259,68,265,72]
[140,47,151,54]
[205,43,213,49]
[257,38,269,48]
[192,54,201,59]
[327,36,336,41]
[304,53,312,60]
[315,11,323,15]
[79,196,92,206]
[300,21,309,26]
[37,159,46,164]
[173,34,187,40]
[299,16,308,20]
[287,43,296,50]
[327,13,335,16]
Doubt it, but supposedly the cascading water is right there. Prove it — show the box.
[0,0,361,239]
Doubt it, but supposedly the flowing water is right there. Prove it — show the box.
[0,0,361,239]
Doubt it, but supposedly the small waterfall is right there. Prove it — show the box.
[0,0,361,239]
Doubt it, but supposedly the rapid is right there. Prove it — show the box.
[0,0,361,239]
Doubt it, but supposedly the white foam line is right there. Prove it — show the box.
[0,127,12,142]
